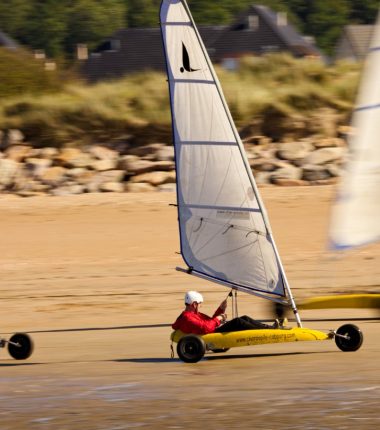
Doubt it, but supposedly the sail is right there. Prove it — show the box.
[159,0,285,297]
[329,15,380,249]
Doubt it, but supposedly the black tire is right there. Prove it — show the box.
[8,333,34,360]
[335,324,363,352]
[209,348,230,353]
[177,335,206,363]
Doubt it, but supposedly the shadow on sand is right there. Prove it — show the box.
[114,350,335,364]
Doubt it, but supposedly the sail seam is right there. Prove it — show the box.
[168,78,214,84]
[161,21,192,26]
[355,102,380,112]
[180,203,261,213]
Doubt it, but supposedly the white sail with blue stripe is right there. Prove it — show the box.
[159,0,293,303]
[329,15,380,250]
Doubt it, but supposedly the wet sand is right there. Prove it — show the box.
[0,187,379,429]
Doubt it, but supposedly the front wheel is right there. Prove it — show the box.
[177,335,205,363]
[335,324,363,352]
[8,333,34,360]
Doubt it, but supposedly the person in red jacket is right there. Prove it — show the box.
[172,291,283,335]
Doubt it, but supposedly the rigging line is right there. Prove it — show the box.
[192,217,203,233]
[189,215,265,235]
[200,239,258,262]
[222,224,234,234]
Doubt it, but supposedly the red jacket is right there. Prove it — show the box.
[172,306,224,335]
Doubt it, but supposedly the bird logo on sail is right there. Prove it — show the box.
[180,42,200,73]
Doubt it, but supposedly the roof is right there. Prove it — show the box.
[0,30,19,49]
[335,25,374,61]
[82,4,320,82]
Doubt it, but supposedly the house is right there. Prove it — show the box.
[81,4,320,82]
[0,30,19,50]
[335,25,374,62]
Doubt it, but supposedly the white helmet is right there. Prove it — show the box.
[185,291,204,305]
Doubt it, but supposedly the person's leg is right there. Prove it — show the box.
[215,316,272,332]
[241,315,273,329]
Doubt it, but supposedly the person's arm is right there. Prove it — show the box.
[177,312,224,334]
[213,299,227,317]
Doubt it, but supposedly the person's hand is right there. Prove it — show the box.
[219,299,227,312]
[217,313,227,323]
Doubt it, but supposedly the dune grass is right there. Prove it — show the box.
[0,54,361,147]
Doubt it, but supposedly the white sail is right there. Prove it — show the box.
[330,14,380,249]
[159,0,286,298]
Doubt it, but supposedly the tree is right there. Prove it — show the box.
[65,0,126,55]
[126,0,159,27]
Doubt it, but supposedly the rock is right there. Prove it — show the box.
[99,182,124,192]
[270,165,302,181]
[130,171,176,186]
[5,145,34,162]
[88,145,118,161]
[98,170,125,182]
[128,143,165,158]
[250,158,288,172]
[326,163,344,177]
[313,137,346,149]
[303,147,346,165]
[0,159,20,186]
[3,129,24,146]
[120,158,157,175]
[39,166,67,186]
[91,159,118,171]
[40,147,59,159]
[155,145,175,161]
[25,158,52,176]
[125,182,156,192]
[311,177,340,185]
[272,178,309,186]
[158,183,177,192]
[57,147,94,168]
[243,135,271,146]
[301,165,331,181]
[253,171,272,185]
[276,141,314,161]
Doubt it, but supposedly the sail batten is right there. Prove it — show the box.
[160,0,287,298]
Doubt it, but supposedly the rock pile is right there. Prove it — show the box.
[0,129,349,196]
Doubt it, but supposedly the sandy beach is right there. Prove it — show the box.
[0,186,379,429]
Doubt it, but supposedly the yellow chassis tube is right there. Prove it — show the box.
[171,327,332,350]
[299,294,380,310]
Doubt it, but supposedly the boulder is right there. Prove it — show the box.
[128,143,165,158]
[125,182,156,192]
[57,147,94,168]
[88,145,118,161]
[302,147,346,165]
[270,165,302,182]
[39,166,67,185]
[26,158,52,176]
[91,159,118,171]
[272,178,309,186]
[313,137,346,149]
[98,170,125,182]
[99,182,124,193]
[5,145,34,162]
[130,171,176,186]
[301,165,331,181]
[276,141,314,161]
[158,183,177,192]
[0,159,21,186]
[155,145,175,161]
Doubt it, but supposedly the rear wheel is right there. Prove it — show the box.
[177,335,205,363]
[8,333,34,360]
[335,324,363,352]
